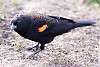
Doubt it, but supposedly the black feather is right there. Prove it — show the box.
[11,13,95,57]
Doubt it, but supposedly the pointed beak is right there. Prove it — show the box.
[11,24,17,32]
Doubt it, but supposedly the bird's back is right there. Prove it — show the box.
[26,13,76,36]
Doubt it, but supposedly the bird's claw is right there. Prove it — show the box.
[27,46,39,51]
[21,54,39,59]
[27,54,39,59]
[27,47,34,50]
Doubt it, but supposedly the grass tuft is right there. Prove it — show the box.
[85,0,100,6]
[0,0,22,22]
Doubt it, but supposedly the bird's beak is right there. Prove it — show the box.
[11,24,17,32]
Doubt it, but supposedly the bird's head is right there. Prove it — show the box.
[11,15,28,32]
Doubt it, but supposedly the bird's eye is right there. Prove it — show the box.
[14,21,20,25]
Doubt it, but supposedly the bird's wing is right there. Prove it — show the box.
[28,13,75,34]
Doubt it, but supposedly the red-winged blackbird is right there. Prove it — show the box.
[11,12,95,59]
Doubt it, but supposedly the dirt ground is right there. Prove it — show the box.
[0,0,100,67]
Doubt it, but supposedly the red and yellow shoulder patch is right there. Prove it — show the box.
[38,24,48,32]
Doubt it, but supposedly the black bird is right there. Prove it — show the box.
[11,12,95,59]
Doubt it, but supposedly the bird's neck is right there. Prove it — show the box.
[15,29,27,37]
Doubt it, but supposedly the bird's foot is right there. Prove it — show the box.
[27,43,40,51]
[22,49,42,59]
[27,46,39,51]
[21,54,39,59]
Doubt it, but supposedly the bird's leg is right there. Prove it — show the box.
[25,44,45,59]
[27,43,39,51]
[26,49,42,59]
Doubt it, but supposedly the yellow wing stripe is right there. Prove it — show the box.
[38,24,48,32]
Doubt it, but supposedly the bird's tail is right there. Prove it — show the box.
[75,20,96,27]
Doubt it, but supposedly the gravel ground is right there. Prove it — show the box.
[0,0,100,67]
